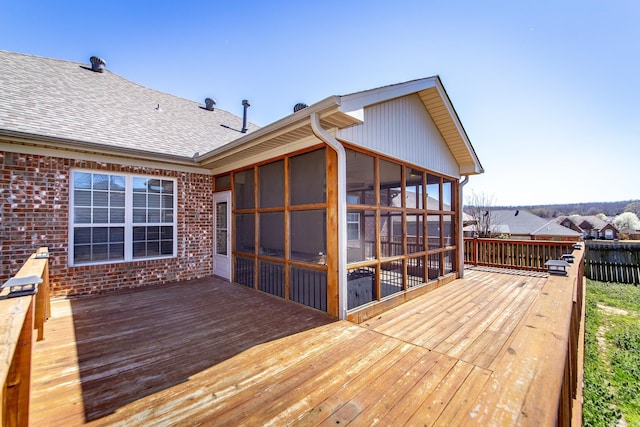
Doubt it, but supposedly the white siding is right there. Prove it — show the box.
[337,94,460,178]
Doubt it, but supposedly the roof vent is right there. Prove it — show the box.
[204,98,216,111]
[293,103,308,113]
[241,99,250,134]
[90,56,106,73]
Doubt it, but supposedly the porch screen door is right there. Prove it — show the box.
[213,191,231,280]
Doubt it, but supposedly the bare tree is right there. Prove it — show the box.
[465,190,496,238]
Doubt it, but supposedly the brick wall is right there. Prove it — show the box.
[0,151,214,296]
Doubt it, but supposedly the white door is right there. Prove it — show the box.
[213,191,231,280]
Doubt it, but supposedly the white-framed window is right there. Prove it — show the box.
[347,212,361,242]
[70,170,177,266]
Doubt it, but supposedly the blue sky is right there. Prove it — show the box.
[1,1,638,207]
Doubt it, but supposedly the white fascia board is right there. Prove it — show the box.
[433,79,485,175]
[197,96,340,163]
[338,77,439,114]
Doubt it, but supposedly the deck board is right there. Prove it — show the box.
[30,268,578,426]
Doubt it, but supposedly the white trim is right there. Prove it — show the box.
[0,141,210,175]
[69,168,178,267]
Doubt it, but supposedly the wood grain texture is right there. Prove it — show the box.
[30,266,582,426]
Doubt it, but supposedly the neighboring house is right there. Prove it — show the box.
[0,51,483,320]
[464,209,581,241]
[556,215,619,240]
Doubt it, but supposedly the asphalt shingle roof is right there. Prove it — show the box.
[490,210,581,237]
[0,51,259,159]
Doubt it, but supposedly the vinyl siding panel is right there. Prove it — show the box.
[337,94,460,178]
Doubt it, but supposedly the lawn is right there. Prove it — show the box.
[584,280,640,427]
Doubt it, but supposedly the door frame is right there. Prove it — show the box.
[213,191,232,280]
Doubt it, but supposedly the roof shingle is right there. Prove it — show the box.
[0,51,258,159]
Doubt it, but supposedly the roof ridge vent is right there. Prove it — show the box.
[204,98,216,111]
[293,102,308,113]
[90,56,106,73]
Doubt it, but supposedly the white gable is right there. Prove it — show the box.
[337,94,460,178]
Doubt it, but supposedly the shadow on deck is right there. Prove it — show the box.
[31,277,333,423]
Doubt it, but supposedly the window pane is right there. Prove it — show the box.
[74,228,91,245]
[161,180,174,194]
[162,195,173,209]
[133,241,146,257]
[110,175,125,191]
[133,177,147,192]
[74,190,91,206]
[407,214,424,253]
[162,209,173,222]
[74,245,91,263]
[161,240,173,255]
[234,213,255,254]
[259,212,284,258]
[93,174,109,190]
[133,193,146,208]
[133,226,146,241]
[428,215,441,249]
[405,167,423,210]
[346,149,375,205]
[380,210,403,258]
[259,160,284,208]
[234,169,255,209]
[74,172,91,189]
[147,179,162,193]
[443,215,455,247]
[110,227,124,242]
[110,192,125,207]
[427,174,440,210]
[443,179,453,211]
[290,149,326,205]
[111,208,125,223]
[148,194,160,208]
[93,191,108,206]
[379,159,402,207]
[133,209,146,223]
[93,244,109,261]
[215,174,231,191]
[93,227,108,243]
[347,210,376,263]
[148,209,160,223]
[75,207,91,223]
[290,210,326,264]
[110,243,124,259]
[93,208,108,223]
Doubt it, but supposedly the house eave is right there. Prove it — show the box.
[197,96,362,171]
[0,129,199,167]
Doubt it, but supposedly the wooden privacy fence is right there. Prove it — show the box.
[0,247,51,427]
[464,238,577,271]
[585,241,640,284]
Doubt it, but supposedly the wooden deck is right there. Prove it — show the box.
[30,267,581,426]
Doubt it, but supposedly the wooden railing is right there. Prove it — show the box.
[0,247,51,427]
[464,237,576,271]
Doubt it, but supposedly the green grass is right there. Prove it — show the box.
[584,280,640,426]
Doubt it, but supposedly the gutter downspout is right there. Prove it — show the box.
[310,112,348,320]
[459,175,470,278]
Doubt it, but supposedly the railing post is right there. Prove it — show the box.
[3,298,34,427]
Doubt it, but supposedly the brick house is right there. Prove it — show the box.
[556,215,619,240]
[1,51,483,320]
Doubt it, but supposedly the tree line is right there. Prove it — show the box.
[497,200,640,219]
